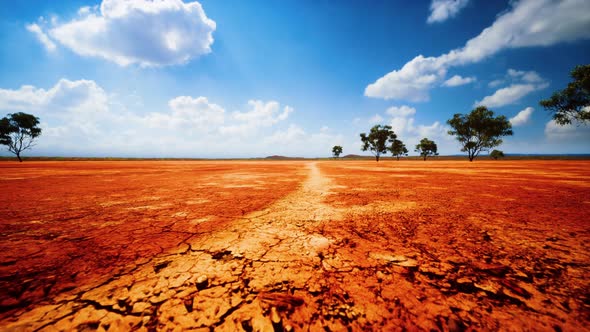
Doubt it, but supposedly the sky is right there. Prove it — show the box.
[0,0,589,158]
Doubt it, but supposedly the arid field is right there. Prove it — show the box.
[0,160,589,331]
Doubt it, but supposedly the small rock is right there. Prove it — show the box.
[241,318,253,332]
[376,271,385,282]
[196,275,209,290]
[183,297,194,312]
[308,283,322,295]
[446,256,467,265]
[393,258,418,268]
[270,307,283,332]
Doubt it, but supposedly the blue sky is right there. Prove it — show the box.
[0,0,589,158]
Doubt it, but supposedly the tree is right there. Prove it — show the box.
[540,64,590,125]
[447,106,513,162]
[415,138,438,161]
[389,139,408,161]
[490,149,505,160]
[0,112,42,162]
[360,125,397,162]
[332,145,343,158]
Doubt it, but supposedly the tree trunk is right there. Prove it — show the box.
[375,155,380,162]
[423,155,426,161]
[396,156,400,161]
[16,153,22,162]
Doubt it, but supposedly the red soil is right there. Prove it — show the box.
[0,161,305,316]
[0,160,588,331]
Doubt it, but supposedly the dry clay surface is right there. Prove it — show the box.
[1,160,589,331]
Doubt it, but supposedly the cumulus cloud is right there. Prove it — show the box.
[366,0,590,101]
[143,96,224,131]
[427,0,470,24]
[381,105,452,154]
[0,79,108,113]
[475,84,538,108]
[219,100,293,136]
[34,0,216,66]
[507,69,544,83]
[442,74,476,87]
[368,114,384,124]
[26,23,57,52]
[386,105,416,117]
[475,70,548,107]
[545,116,590,142]
[0,79,307,157]
[510,107,534,126]
[488,79,505,88]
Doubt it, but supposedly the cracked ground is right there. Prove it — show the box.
[0,160,589,331]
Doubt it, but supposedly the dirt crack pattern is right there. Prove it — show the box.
[2,161,588,331]
[1,162,350,331]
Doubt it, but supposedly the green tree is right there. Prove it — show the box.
[540,64,590,125]
[447,106,513,162]
[415,138,438,161]
[332,145,343,158]
[0,112,42,162]
[360,125,396,162]
[490,149,505,160]
[389,138,408,161]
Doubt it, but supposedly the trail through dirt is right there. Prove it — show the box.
[2,162,348,331]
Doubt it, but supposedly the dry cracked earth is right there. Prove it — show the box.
[0,160,589,331]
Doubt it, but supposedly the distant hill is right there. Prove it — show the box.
[341,154,366,159]
[264,155,304,160]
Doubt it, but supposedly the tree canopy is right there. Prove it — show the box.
[447,106,513,162]
[540,64,590,125]
[415,138,438,161]
[360,125,396,162]
[332,145,343,158]
[490,149,505,160]
[0,112,42,162]
[389,138,408,161]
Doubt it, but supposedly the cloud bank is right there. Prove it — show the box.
[0,79,344,157]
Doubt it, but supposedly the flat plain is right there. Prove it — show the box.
[0,160,589,331]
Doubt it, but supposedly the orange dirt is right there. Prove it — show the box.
[0,160,588,331]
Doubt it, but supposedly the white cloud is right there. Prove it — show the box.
[143,96,224,131]
[38,0,216,67]
[26,23,57,52]
[545,116,590,142]
[368,114,384,124]
[220,100,293,136]
[488,79,505,88]
[386,105,417,117]
[477,69,548,107]
[0,79,307,157]
[442,74,476,87]
[381,105,453,154]
[0,79,108,112]
[427,0,470,24]
[475,84,538,108]
[265,124,306,144]
[365,55,447,102]
[507,69,544,83]
[510,107,534,126]
[366,0,590,102]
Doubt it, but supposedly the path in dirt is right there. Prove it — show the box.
[1,162,350,331]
